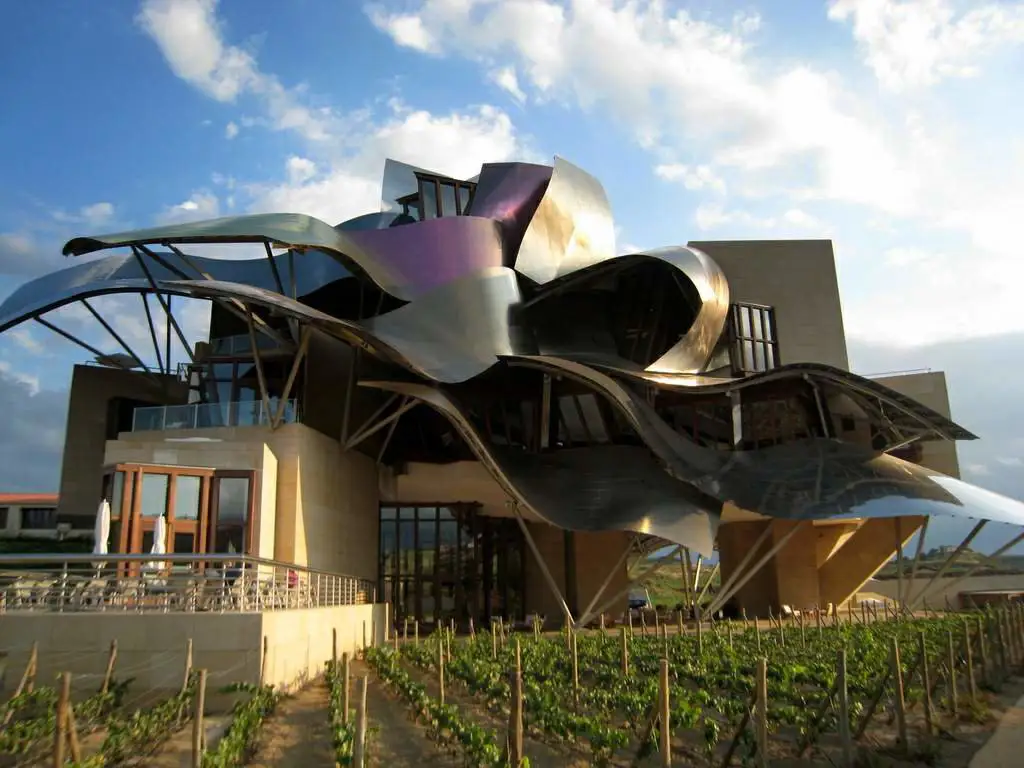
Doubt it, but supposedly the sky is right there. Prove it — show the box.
[0,0,1023,552]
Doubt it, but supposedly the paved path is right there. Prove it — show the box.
[970,693,1024,768]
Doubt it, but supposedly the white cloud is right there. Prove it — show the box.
[157,191,221,224]
[225,121,239,139]
[654,164,726,195]
[829,0,1024,91]
[0,361,40,395]
[80,202,115,227]
[366,6,438,52]
[8,328,44,354]
[285,156,318,185]
[0,232,35,257]
[248,102,531,224]
[489,66,526,103]
[366,0,919,214]
[781,208,821,229]
[695,204,780,232]
[137,0,333,141]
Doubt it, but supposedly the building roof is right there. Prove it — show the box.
[0,493,59,506]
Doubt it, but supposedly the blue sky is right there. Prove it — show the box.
[1,0,1023,552]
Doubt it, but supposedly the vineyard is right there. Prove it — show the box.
[1,605,1023,766]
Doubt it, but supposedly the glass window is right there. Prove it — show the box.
[730,303,779,375]
[458,185,472,215]
[440,182,458,217]
[142,530,154,552]
[173,475,202,521]
[0,507,7,528]
[399,507,416,520]
[21,507,57,529]
[217,477,250,523]
[420,179,438,219]
[140,474,169,518]
[173,532,195,553]
[110,472,125,517]
[381,507,397,520]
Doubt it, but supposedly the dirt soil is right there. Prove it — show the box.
[247,683,335,768]
[350,658,462,768]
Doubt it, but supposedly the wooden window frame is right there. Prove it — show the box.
[100,463,258,559]
[207,469,261,555]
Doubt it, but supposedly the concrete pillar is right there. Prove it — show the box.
[818,515,924,608]
[717,520,775,616]
[772,520,820,612]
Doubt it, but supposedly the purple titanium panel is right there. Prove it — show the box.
[468,163,552,266]
[340,215,505,299]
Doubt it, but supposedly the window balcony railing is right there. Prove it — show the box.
[131,399,300,432]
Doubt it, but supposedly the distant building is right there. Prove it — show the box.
[0,493,91,541]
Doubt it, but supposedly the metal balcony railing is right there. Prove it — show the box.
[0,553,376,614]
[131,398,299,432]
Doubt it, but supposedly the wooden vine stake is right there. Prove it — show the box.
[659,658,671,767]
[696,610,703,655]
[964,619,977,704]
[415,620,420,646]
[509,639,524,767]
[977,617,990,689]
[438,637,446,706]
[354,676,368,768]
[946,630,958,716]
[621,626,629,675]
[891,637,908,753]
[836,650,853,768]
[54,671,70,768]
[3,643,38,728]
[260,635,269,687]
[918,632,934,737]
[182,638,194,695]
[101,639,118,694]
[342,652,351,725]
[754,658,768,768]
[492,625,498,660]
[191,668,207,768]
[65,680,82,764]
[571,629,580,707]
[332,628,338,666]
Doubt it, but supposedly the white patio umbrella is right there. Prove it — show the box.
[92,499,110,571]
[147,515,167,571]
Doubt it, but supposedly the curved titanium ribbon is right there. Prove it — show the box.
[3,153,1024,556]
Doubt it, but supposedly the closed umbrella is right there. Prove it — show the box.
[92,499,110,571]
[147,515,167,571]
[93,499,110,555]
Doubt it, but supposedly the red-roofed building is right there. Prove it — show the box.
[0,493,91,541]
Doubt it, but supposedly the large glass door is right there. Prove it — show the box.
[379,504,525,629]
[99,464,254,560]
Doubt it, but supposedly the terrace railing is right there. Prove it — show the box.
[131,398,300,432]
[0,554,375,614]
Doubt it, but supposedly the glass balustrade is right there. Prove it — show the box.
[131,399,300,432]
